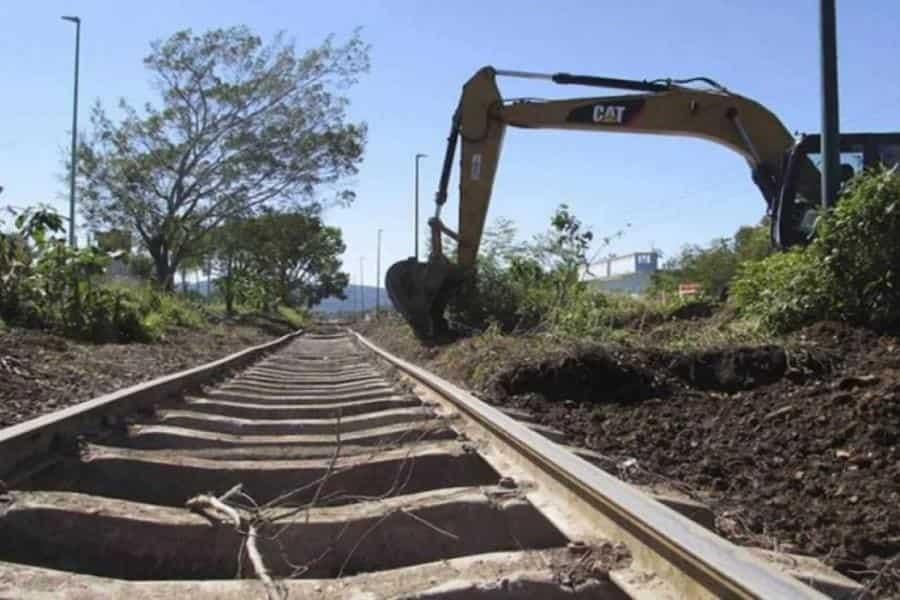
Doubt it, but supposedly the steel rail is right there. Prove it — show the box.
[353,330,827,600]
[0,329,303,481]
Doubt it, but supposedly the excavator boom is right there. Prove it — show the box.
[388,66,824,340]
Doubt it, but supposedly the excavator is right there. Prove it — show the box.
[387,66,900,340]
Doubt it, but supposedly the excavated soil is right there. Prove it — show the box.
[0,319,286,429]
[358,317,900,597]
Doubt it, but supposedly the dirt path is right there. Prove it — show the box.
[0,319,290,429]
[358,317,900,598]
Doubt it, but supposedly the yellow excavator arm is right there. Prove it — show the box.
[388,66,821,340]
[437,66,819,266]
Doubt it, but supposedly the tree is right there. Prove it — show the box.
[208,217,281,314]
[734,220,771,264]
[479,217,526,265]
[78,27,368,289]
[530,204,594,272]
[650,220,771,297]
[246,210,349,308]
[209,209,348,314]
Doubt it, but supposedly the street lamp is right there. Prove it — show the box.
[359,257,365,314]
[62,15,81,248]
[414,153,427,260]
[375,229,382,314]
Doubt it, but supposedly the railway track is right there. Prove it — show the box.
[0,327,854,598]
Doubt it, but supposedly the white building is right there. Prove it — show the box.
[585,251,659,295]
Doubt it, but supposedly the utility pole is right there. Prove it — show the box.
[62,15,81,247]
[376,229,382,315]
[414,153,427,259]
[820,0,841,208]
[359,257,365,315]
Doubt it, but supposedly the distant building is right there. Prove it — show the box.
[585,251,659,295]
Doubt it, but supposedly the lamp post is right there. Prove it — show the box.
[414,153,427,260]
[376,229,382,314]
[62,15,81,248]
[820,0,841,208]
[359,257,365,314]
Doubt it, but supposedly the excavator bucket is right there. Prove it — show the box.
[385,258,464,340]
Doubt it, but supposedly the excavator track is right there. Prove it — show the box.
[0,326,847,598]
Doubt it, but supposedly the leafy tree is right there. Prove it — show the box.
[209,209,348,314]
[127,254,156,280]
[734,221,771,264]
[208,218,262,315]
[244,209,349,308]
[650,220,771,297]
[530,204,594,272]
[450,207,614,335]
[480,217,527,265]
[78,26,368,289]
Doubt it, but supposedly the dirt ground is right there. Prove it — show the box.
[0,315,292,429]
[358,316,900,598]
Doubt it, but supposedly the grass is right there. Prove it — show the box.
[577,292,779,352]
[629,311,778,352]
[276,305,307,329]
[102,281,207,341]
[362,296,782,393]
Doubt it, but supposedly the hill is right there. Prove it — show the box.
[314,285,392,314]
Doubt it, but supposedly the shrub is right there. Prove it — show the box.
[731,167,900,332]
[106,282,206,338]
[817,168,900,328]
[730,248,832,333]
[0,207,205,343]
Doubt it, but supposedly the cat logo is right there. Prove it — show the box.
[592,104,627,124]
[565,99,643,125]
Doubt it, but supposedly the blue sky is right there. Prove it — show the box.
[1,1,898,287]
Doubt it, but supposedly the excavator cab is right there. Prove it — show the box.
[775,132,900,247]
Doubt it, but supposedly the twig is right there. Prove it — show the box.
[186,493,241,528]
[246,524,285,600]
[401,508,460,540]
[219,483,244,502]
[337,511,394,578]
[856,552,900,599]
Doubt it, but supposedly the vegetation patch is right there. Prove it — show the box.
[732,167,900,333]
[0,208,192,343]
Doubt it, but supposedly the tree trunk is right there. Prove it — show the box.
[224,257,235,316]
[149,246,175,292]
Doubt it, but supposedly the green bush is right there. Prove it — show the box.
[449,255,617,337]
[0,207,205,343]
[732,167,900,332]
[730,248,831,333]
[106,283,206,339]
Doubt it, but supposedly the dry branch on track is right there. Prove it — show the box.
[184,401,464,588]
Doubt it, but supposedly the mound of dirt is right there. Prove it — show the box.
[669,346,788,391]
[492,349,664,404]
